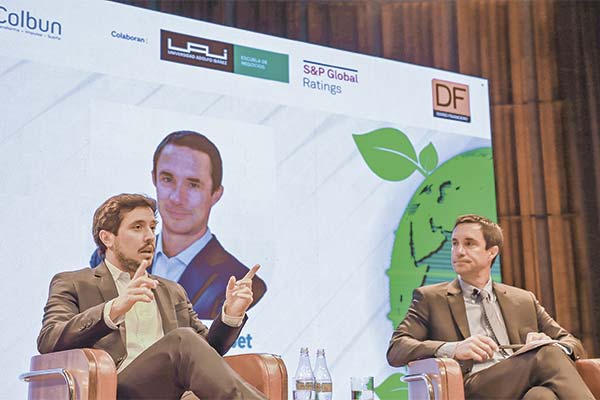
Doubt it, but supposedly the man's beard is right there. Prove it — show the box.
[114,249,139,273]
[113,241,153,273]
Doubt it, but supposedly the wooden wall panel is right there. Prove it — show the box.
[555,1,600,355]
[508,1,537,104]
[430,1,457,71]
[580,9,600,214]
[492,105,521,290]
[158,0,232,26]
[307,1,378,55]
[380,3,400,61]
[480,1,508,104]
[284,1,307,41]
[456,0,481,76]
[532,0,558,101]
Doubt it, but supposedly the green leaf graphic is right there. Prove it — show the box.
[353,128,425,181]
[418,142,438,173]
[375,373,408,400]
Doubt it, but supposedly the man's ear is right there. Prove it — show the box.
[210,185,224,206]
[99,230,115,250]
[151,170,157,186]
[488,245,499,260]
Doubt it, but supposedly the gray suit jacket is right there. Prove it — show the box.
[386,278,585,375]
[37,262,244,370]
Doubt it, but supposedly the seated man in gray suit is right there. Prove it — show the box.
[387,214,593,399]
[39,193,266,399]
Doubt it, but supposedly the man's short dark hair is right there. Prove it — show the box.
[92,193,157,256]
[454,214,503,255]
[152,131,223,193]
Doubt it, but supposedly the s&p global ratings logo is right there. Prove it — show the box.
[161,29,233,72]
[432,79,471,123]
[0,5,62,40]
[302,60,359,96]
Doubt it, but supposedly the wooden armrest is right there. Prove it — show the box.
[22,349,117,400]
[225,353,288,400]
[402,358,465,400]
[576,358,600,399]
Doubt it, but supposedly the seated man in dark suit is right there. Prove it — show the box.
[387,214,594,399]
[91,131,267,320]
[39,193,266,399]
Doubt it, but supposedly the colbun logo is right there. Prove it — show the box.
[0,5,62,38]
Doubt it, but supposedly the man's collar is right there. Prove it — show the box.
[458,276,495,300]
[156,227,212,264]
[104,258,131,282]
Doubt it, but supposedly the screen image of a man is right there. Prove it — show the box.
[39,193,266,399]
[387,214,594,399]
[91,131,267,320]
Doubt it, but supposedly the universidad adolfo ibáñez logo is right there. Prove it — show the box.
[0,4,62,38]
[160,29,233,72]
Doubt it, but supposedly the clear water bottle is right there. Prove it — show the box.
[314,348,332,400]
[293,347,315,400]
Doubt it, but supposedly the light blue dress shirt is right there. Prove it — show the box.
[152,227,213,283]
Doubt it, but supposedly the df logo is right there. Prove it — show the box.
[432,79,471,123]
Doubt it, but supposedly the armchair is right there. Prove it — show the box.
[20,349,287,400]
[401,357,600,400]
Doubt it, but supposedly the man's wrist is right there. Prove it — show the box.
[221,304,244,327]
[436,342,458,359]
[103,300,124,329]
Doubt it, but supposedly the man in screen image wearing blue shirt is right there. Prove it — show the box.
[387,214,594,399]
[91,131,267,320]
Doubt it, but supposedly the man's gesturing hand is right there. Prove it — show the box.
[224,264,260,318]
[454,335,499,362]
[109,260,158,321]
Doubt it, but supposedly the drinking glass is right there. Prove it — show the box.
[351,376,374,400]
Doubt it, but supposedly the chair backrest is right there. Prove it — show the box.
[405,358,465,400]
[576,359,600,399]
[225,353,288,400]
[25,349,117,400]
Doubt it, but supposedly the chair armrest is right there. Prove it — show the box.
[402,358,465,400]
[22,349,117,400]
[225,353,288,400]
[576,358,600,399]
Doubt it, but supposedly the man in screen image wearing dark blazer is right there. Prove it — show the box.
[91,131,267,320]
[39,193,266,399]
[387,214,594,399]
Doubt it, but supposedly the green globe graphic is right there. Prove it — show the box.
[353,128,498,400]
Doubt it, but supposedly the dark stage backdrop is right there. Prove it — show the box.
[112,0,600,356]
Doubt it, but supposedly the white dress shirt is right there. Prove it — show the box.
[436,278,509,374]
[103,260,164,372]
